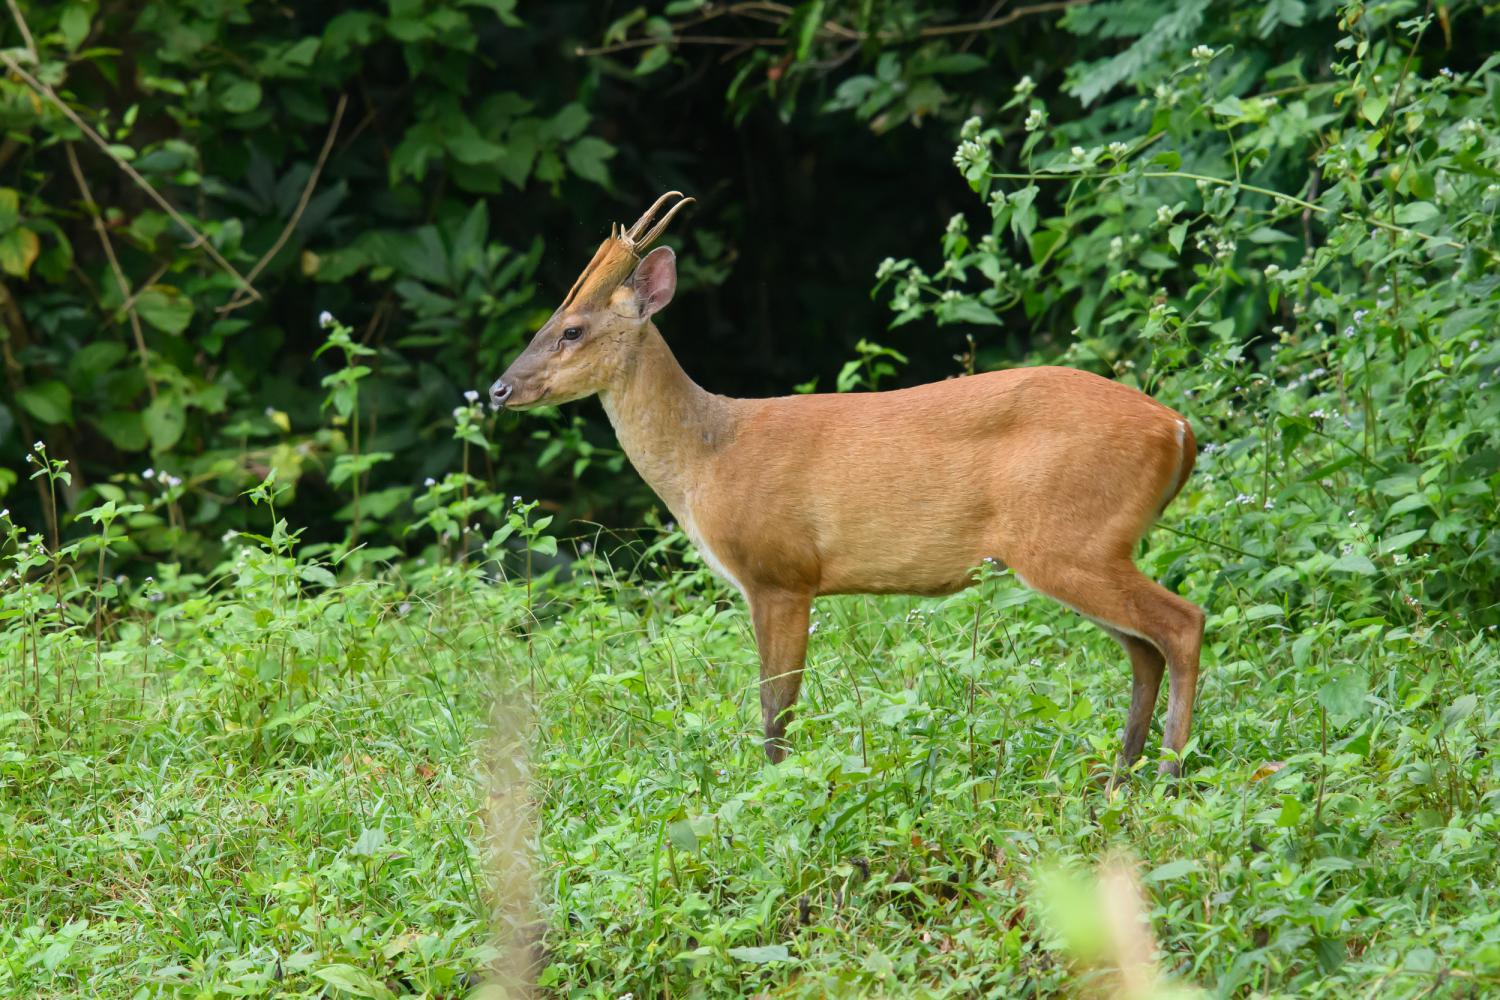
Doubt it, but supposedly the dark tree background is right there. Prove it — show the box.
[1,0,1496,566]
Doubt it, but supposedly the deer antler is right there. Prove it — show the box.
[622,191,695,251]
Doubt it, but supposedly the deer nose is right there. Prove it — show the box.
[489,379,513,408]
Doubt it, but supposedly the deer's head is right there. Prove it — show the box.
[490,192,692,411]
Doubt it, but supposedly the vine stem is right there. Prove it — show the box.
[985,168,1478,255]
[0,48,260,301]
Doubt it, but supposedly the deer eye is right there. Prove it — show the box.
[561,326,584,341]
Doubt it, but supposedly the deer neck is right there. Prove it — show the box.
[599,323,736,519]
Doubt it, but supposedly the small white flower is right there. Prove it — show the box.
[512,495,522,505]
[424,477,436,487]
[953,139,987,171]
[1191,45,1215,62]
[33,440,44,451]
[1024,108,1046,132]
[143,468,156,480]
[319,310,336,328]
[1108,141,1129,158]
[1013,75,1035,97]
[960,115,983,140]
[1263,264,1280,279]
[464,389,480,403]
[1070,145,1086,159]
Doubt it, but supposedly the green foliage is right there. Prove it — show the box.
[4,492,1499,996]
[880,1,1500,628]
[0,0,610,561]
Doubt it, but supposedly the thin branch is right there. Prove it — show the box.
[5,0,157,399]
[0,51,260,303]
[576,34,783,56]
[64,144,158,400]
[4,0,35,53]
[576,0,1091,57]
[221,93,348,314]
[118,262,171,315]
[912,0,1093,37]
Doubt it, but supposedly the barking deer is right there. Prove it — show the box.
[491,193,1204,776]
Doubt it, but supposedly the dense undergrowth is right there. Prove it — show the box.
[2,483,1498,997]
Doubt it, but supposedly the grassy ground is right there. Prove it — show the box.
[3,525,1498,998]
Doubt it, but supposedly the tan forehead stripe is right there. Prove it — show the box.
[559,191,695,311]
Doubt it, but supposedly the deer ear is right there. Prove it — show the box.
[630,246,677,318]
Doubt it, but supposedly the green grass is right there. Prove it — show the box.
[3,528,1498,998]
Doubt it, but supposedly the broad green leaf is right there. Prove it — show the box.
[61,5,93,50]
[1331,551,1376,575]
[0,227,40,278]
[545,103,590,142]
[1394,201,1438,225]
[1318,673,1366,725]
[636,44,671,75]
[17,381,72,424]
[352,826,387,857]
[313,963,393,998]
[944,299,1002,326]
[218,76,262,114]
[727,944,790,964]
[667,818,698,854]
[1379,529,1426,554]
[93,411,148,452]
[144,394,187,451]
[1144,858,1200,883]
[0,187,18,230]
[1439,695,1477,733]
[1168,223,1187,254]
[1360,92,1388,125]
[566,136,615,185]
[136,285,194,334]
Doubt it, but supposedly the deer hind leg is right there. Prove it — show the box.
[1100,627,1165,770]
[748,587,812,763]
[1015,559,1204,777]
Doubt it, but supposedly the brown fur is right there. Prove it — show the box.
[495,244,1204,776]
